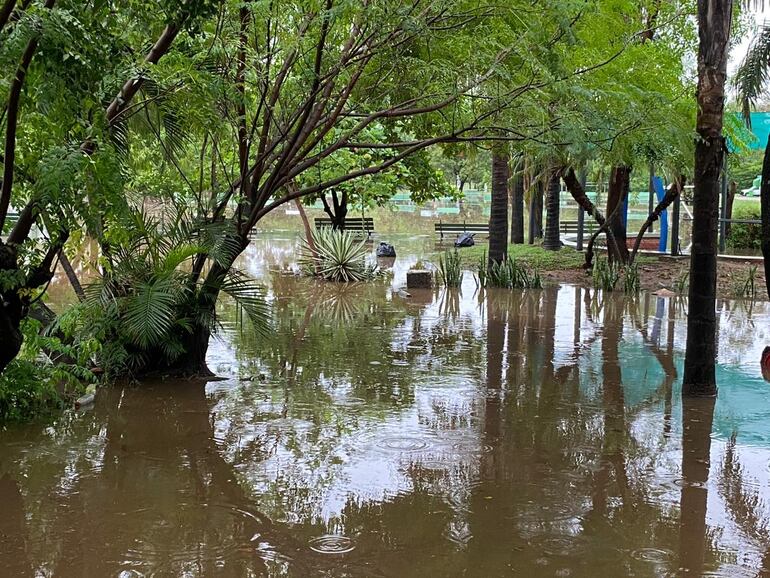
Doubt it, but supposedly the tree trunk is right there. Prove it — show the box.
[321,190,348,230]
[488,150,509,267]
[630,177,684,265]
[606,166,631,263]
[678,396,716,574]
[510,162,524,244]
[683,0,732,397]
[761,136,770,299]
[542,169,561,251]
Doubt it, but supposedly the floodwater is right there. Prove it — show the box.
[2,233,770,577]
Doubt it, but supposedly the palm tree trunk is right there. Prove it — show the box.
[683,0,733,397]
[542,169,561,250]
[606,166,631,263]
[510,160,524,244]
[488,150,509,267]
[528,177,543,244]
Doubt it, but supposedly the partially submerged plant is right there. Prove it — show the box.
[436,249,462,287]
[592,257,621,291]
[733,265,758,300]
[674,271,689,295]
[300,227,377,282]
[623,263,640,294]
[478,253,541,289]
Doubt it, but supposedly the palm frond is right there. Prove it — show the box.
[219,270,271,336]
[123,277,186,349]
[734,24,770,127]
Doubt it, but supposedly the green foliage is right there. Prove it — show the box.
[592,257,621,291]
[593,258,640,294]
[477,252,541,289]
[57,210,270,375]
[457,244,584,272]
[733,265,758,300]
[623,263,640,294]
[0,319,98,422]
[674,271,689,295]
[729,149,764,190]
[436,250,462,287]
[300,228,377,283]
[727,203,762,249]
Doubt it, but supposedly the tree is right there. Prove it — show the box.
[84,0,607,375]
[683,0,733,397]
[605,165,631,263]
[0,1,216,373]
[542,168,561,251]
[510,157,525,244]
[488,149,509,267]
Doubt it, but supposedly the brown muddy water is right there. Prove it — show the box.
[2,233,770,577]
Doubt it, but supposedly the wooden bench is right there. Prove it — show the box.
[314,217,374,236]
[435,221,488,240]
[560,221,580,235]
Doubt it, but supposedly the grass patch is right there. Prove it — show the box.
[450,244,586,271]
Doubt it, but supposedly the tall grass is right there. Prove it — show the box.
[592,257,639,294]
[436,249,463,287]
[476,251,542,289]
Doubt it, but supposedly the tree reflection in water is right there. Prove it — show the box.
[2,276,770,576]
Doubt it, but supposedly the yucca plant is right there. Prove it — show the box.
[300,227,376,282]
[436,249,462,287]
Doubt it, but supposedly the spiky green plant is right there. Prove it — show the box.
[674,271,689,295]
[477,255,541,289]
[592,257,621,291]
[623,263,640,294]
[300,227,376,282]
[734,265,758,300]
[476,251,488,288]
[436,249,462,287]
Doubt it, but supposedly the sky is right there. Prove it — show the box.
[729,7,770,76]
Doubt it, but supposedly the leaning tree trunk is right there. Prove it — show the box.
[542,169,561,251]
[761,136,770,299]
[488,150,509,268]
[510,160,524,244]
[683,0,732,397]
[606,166,631,263]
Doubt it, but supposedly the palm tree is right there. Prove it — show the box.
[734,21,770,299]
[488,149,509,268]
[683,0,733,397]
[510,158,525,244]
[542,169,562,251]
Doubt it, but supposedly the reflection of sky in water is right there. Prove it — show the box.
[6,230,770,576]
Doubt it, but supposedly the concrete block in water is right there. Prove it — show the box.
[406,270,432,289]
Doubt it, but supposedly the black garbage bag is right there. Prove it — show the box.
[376,242,396,257]
[454,232,475,248]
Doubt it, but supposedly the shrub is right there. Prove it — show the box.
[0,319,98,422]
[727,203,761,250]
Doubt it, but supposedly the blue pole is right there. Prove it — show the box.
[653,177,668,252]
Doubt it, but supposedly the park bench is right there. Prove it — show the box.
[560,220,580,235]
[435,221,488,240]
[560,220,597,235]
[314,217,374,236]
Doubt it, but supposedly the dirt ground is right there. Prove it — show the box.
[541,255,768,301]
